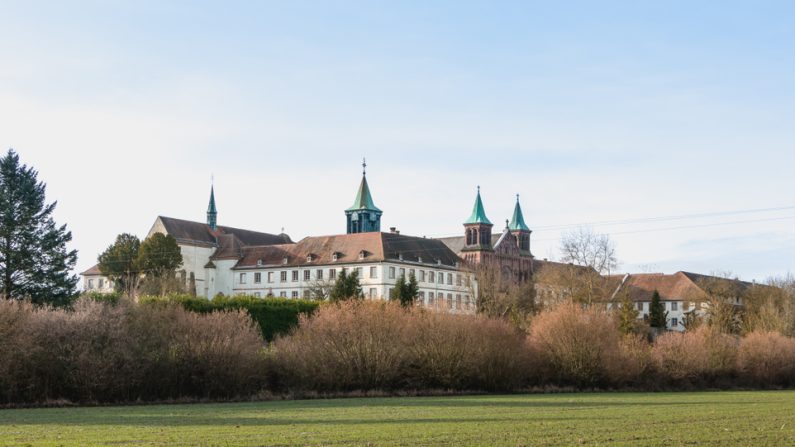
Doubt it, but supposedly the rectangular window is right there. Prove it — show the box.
[291,291,299,298]
[456,274,462,286]
[279,291,287,297]
[356,267,363,278]
[303,290,310,299]
[419,270,426,282]
[409,268,415,279]
[389,267,396,279]
[254,272,262,284]
[304,270,310,281]
[456,294,462,309]
[88,279,94,289]
[98,279,104,288]
[280,271,287,282]
[671,317,679,327]
[429,271,435,283]
[438,272,444,284]
[369,288,377,298]
[254,292,261,298]
[671,302,678,311]
[399,268,405,278]
[637,302,643,311]
[447,273,453,285]
[239,273,247,284]
[447,293,453,308]
[370,266,378,278]
[268,272,274,283]
[428,292,435,305]
[419,291,425,301]
[329,269,337,280]
[317,269,323,280]
[292,270,299,282]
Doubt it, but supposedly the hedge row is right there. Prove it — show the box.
[139,294,321,341]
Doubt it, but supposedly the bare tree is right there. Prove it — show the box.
[306,278,335,300]
[559,227,618,275]
[474,262,537,330]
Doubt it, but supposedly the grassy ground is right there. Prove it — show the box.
[1,391,794,446]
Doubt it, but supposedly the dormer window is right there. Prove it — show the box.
[332,252,340,262]
[256,259,263,267]
[307,253,316,262]
[282,257,288,265]
[418,256,423,264]
[436,259,442,266]
[398,253,403,261]
[359,250,367,260]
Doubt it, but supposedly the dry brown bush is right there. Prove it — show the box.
[270,301,528,392]
[737,331,795,386]
[651,326,738,384]
[0,298,266,404]
[527,302,640,387]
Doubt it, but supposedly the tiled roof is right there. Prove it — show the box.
[81,264,102,276]
[234,232,462,269]
[611,271,756,302]
[437,234,501,253]
[157,216,292,247]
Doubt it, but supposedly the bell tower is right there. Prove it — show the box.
[508,194,532,256]
[462,186,493,257]
[345,159,382,234]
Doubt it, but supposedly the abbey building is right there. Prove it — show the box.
[81,163,537,314]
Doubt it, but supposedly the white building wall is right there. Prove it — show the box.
[229,261,477,313]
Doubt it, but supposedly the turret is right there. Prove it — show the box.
[462,186,493,251]
[345,159,382,234]
[508,194,532,255]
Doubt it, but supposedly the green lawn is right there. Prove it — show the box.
[1,391,794,446]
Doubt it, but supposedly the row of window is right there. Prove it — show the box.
[86,278,113,290]
[636,301,681,312]
[238,266,471,287]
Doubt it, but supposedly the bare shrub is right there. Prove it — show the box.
[527,302,634,387]
[737,331,795,386]
[406,310,529,391]
[270,301,528,392]
[271,301,411,391]
[651,326,738,385]
[0,298,266,404]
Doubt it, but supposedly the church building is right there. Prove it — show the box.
[82,162,479,313]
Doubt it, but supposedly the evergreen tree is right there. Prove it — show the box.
[137,233,184,295]
[329,269,362,301]
[649,289,669,329]
[98,233,141,298]
[617,289,640,334]
[390,273,419,307]
[0,149,78,305]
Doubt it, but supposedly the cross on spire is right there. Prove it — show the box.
[362,157,367,176]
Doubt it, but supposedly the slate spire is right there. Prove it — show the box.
[345,158,382,233]
[508,194,530,231]
[207,183,218,230]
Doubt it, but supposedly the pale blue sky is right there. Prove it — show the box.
[2,1,793,281]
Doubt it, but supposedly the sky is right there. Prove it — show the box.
[1,1,794,283]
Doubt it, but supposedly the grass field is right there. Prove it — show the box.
[1,391,794,446]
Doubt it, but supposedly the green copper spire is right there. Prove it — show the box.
[346,159,381,212]
[509,194,530,231]
[464,186,492,225]
[345,159,383,233]
[207,184,218,230]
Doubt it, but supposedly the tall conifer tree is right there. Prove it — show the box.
[0,149,77,305]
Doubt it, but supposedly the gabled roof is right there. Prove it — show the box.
[156,216,292,247]
[81,264,102,276]
[437,234,501,254]
[346,175,381,212]
[234,232,462,269]
[464,188,492,225]
[610,271,757,302]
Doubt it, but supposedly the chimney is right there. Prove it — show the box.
[389,227,399,234]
